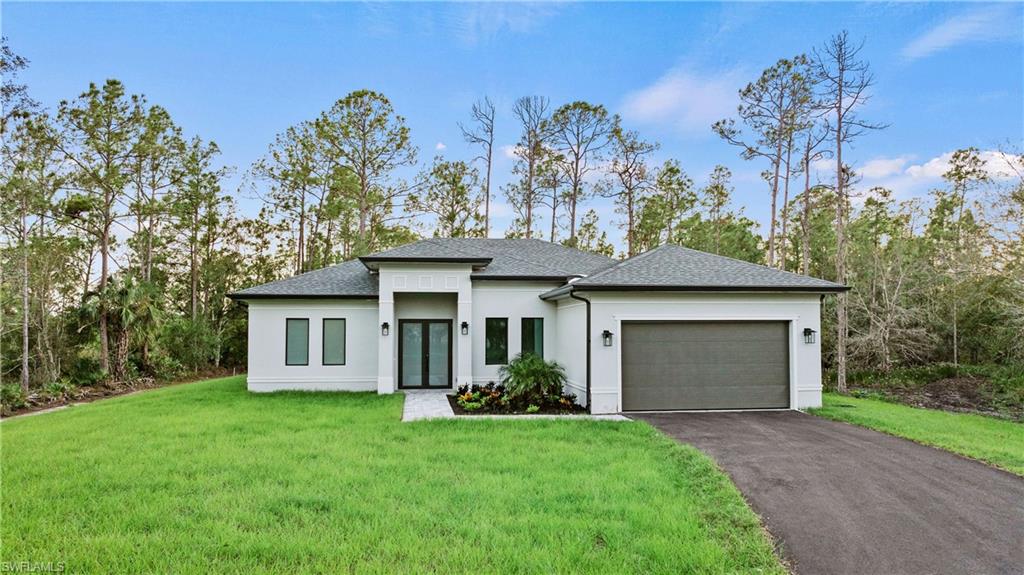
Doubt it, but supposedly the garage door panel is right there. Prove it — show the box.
[622,321,789,411]
[625,384,789,411]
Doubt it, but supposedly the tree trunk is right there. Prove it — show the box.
[98,219,111,376]
[801,146,812,276]
[768,148,783,267]
[835,92,848,393]
[779,133,794,270]
[550,195,557,242]
[484,148,492,237]
[626,190,636,257]
[21,205,30,392]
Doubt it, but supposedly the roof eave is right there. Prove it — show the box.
[358,256,493,270]
[227,293,380,301]
[570,284,850,293]
[471,274,572,282]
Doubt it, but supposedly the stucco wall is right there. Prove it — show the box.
[555,298,588,405]
[245,298,379,392]
[470,281,561,385]
[585,292,824,414]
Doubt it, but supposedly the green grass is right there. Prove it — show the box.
[1,376,782,574]
[811,392,1024,476]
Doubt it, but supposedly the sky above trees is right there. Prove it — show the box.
[5,1,1021,248]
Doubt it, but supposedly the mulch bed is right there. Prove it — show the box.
[2,368,243,419]
[446,394,588,416]
[853,376,1022,420]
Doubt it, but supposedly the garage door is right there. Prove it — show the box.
[621,321,789,411]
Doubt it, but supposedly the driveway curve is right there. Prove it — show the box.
[633,411,1024,575]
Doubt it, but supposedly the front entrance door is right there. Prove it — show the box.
[398,319,453,389]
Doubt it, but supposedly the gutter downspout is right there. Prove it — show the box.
[568,289,592,412]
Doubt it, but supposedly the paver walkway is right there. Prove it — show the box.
[400,390,455,422]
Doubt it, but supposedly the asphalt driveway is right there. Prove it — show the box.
[633,411,1024,575]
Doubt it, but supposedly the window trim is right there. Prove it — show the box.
[485,317,509,365]
[322,318,347,366]
[521,317,544,359]
[285,318,309,366]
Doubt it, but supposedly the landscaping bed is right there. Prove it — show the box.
[447,383,586,415]
[450,353,588,415]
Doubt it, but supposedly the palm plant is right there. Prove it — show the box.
[498,353,567,401]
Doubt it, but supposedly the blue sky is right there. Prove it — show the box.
[4,2,1022,247]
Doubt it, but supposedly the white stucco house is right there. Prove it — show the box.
[229,238,846,414]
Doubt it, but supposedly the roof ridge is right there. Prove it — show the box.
[577,244,665,283]
[446,237,573,276]
[669,243,837,282]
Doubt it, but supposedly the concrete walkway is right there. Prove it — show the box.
[400,390,455,422]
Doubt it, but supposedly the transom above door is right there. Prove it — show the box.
[398,319,453,389]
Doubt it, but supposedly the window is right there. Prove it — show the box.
[485,317,508,365]
[322,318,346,365]
[285,318,309,366]
[521,318,544,359]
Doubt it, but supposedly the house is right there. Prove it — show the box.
[229,238,846,414]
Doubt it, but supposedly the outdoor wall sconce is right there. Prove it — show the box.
[461,321,470,335]
[803,328,816,344]
[602,330,613,347]
[381,322,390,336]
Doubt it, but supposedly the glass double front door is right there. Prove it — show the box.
[399,320,452,389]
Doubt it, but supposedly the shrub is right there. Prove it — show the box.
[526,404,540,414]
[499,353,567,402]
[1,383,27,416]
[42,379,78,401]
[67,356,105,387]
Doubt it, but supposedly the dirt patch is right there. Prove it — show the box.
[446,394,587,416]
[853,376,1021,420]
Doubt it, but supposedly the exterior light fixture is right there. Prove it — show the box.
[461,321,470,335]
[381,322,390,336]
[803,328,816,344]
[602,329,613,347]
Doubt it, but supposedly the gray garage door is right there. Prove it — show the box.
[621,321,789,411]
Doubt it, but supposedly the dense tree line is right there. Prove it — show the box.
[1,31,1022,408]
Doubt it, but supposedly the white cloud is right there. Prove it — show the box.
[435,142,447,151]
[500,144,522,160]
[901,5,1022,62]
[903,150,1017,181]
[859,157,910,179]
[621,67,743,135]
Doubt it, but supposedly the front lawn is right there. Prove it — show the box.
[1,376,783,573]
[811,392,1024,476]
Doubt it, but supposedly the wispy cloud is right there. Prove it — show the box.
[444,3,563,46]
[901,5,1022,62]
[435,142,447,151]
[620,66,743,136]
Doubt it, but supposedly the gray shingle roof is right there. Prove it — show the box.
[229,259,378,299]
[544,244,846,296]
[362,238,615,278]
[230,238,615,299]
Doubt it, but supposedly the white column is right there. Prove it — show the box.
[456,278,473,387]
[377,269,396,394]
